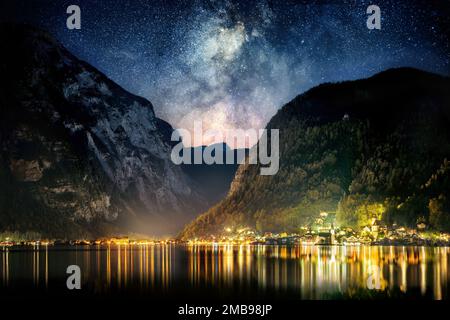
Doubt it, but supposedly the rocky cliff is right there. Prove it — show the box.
[0,24,204,238]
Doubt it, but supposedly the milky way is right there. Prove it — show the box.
[2,0,449,146]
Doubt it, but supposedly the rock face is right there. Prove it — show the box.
[0,24,204,238]
[180,68,450,239]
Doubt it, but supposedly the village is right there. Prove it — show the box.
[186,212,450,247]
[2,212,449,248]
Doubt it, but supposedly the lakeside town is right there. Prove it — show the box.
[1,212,450,247]
[186,212,450,247]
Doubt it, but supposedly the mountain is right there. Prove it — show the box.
[0,24,206,238]
[180,68,450,239]
[181,143,247,204]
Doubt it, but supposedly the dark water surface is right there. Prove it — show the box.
[1,244,449,299]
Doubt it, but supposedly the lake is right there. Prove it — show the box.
[1,244,449,299]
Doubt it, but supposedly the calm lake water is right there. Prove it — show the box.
[1,245,449,299]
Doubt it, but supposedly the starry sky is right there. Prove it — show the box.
[2,0,450,147]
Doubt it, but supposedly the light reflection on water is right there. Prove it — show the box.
[1,245,449,299]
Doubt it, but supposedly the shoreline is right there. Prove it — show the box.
[2,241,450,249]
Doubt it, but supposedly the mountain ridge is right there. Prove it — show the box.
[0,23,206,237]
[180,67,450,239]
[181,143,248,204]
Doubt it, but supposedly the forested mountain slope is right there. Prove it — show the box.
[181,68,450,239]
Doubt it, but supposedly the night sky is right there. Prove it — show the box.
[2,0,449,146]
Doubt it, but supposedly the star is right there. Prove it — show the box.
[3,0,449,148]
